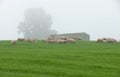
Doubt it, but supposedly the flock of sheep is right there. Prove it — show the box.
[10,37,118,45]
[97,37,117,43]
[11,37,36,45]
[10,37,78,45]
[42,37,77,44]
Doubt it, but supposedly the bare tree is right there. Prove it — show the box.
[18,8,57,39]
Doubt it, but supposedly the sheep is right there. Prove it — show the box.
[66,38,76,43]
[17,38,24,41]
[106,38,117,43]
[46,40,56,44]
[11,40,17,45]
[42,39,56,44]
[28,38,36,43]
[56,39,67,44]
[97,37,117,43]
[97,38,103,43]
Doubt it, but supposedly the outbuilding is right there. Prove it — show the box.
[49,32,90,41]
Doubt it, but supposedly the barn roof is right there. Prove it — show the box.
[50,32,89,36]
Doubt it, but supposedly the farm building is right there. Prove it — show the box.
[49,32,90,41]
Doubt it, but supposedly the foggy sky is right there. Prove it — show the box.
[0,0,120,40]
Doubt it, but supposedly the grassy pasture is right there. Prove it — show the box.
[0,40,120,77]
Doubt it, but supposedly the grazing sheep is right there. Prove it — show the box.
[46,40,56,44]
[11,40,17,45]
[97,37,117,43]
[102,37,108,43]
[42,39,56,44]
[67,38,76,43]
[106,38,117,43]
[28,38,36,43]
[56,39,67,44]
[17,38,24,41]
[97,39,103,43]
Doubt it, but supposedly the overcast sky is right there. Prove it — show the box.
[0,0,120,40]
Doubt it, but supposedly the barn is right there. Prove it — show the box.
[49,32,90,41]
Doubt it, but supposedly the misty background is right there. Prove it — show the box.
[0,0,120,40]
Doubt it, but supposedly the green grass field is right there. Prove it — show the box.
[0,41,120,77]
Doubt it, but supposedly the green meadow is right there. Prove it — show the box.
[0,41,120,77]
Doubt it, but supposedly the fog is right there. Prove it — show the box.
[0,0,120,40]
